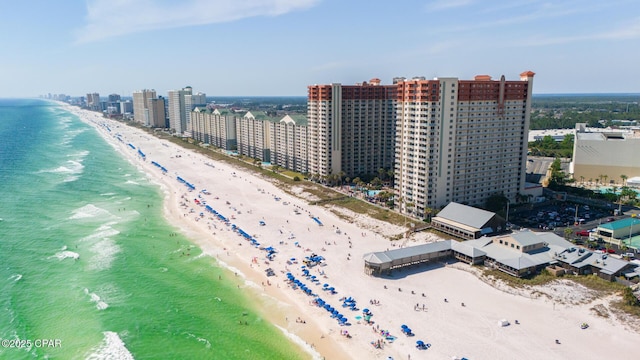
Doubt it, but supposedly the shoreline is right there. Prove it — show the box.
[67,104,640,360]
[67,106,343,359]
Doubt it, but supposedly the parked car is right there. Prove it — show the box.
[576,230,590,237]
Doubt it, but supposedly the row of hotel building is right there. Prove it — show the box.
[143,71,536,218]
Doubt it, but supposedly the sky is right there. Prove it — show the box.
[1,0,639,98]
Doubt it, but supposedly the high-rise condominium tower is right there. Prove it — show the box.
[394,71,534,217]
[306,79,396,179]
[86,93,100,111]
[168,86,193,134]
[147,96,167,128]
[132,89,157,126]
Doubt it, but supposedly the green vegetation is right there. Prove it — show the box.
[483,269,556,287]
[484,193,509,214]
[528,134,574,158]
[547,158,572,189]
[531,95,640,130]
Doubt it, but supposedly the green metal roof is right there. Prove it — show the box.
[599,217,640,231]
[288,114,307,125]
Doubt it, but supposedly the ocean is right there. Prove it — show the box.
[0,99,308,359]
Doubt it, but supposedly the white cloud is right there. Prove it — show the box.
[74,0,320,44]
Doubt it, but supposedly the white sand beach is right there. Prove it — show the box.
[69,105,640,360]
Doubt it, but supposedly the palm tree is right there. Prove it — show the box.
[424,207,434,222]
[564,228,573,240]
[602,174,609,185]
[620,174,628,186]
[579,175,585,185]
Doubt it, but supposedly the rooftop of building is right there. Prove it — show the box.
[598,217,640,231]
[434,202,499,230]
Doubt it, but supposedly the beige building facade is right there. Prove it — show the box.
[132,89,156,125]
[571,124,640,184]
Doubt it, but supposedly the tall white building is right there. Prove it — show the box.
[394,72,534,217]
[168,86,192,134]
[132,89,156,125]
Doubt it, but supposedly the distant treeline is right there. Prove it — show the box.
[207,96,307,112]
[530,94,640,130]
[202,94,640,130]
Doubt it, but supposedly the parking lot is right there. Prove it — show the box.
[508,201,625,251]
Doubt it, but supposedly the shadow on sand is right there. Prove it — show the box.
[378,260,457,280]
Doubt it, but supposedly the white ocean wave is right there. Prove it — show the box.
[215,261,246,279]
[41,159,85,175]
[85,331,134,360]
[67,150,90,158]
[64,175,80,183]
[186,333,212,349]
[87,237,121,271]
[60,128,87,143]
[51,250,80,261]
[8,274,23,282]
[187,252,208,262]
[68,204,113,220]
[274,324,323,360]
[84,288,110,311]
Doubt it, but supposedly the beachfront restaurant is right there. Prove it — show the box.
[363,241,453,276]
[464,231,575,278]
[431,202,506,240]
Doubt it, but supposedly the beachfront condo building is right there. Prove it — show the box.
[132,89,157,126]
[147,96,167,128]
[236,111,268,161]
[266,115,308,174]
[394,72,534,217]
[306,79,396,179]
[119,100,133,117]
[86,93,101,111]
[190,108,238,150]
[168,86,193,134]
[570,123,640,185]
[184,92,207,134]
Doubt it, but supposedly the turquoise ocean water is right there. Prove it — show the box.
[0,99,307,359]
